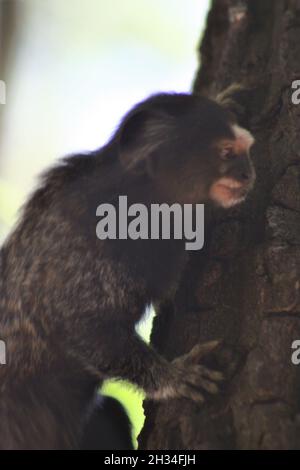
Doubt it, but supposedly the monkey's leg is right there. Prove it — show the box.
[72,327,223,404]
[80,395,134,450]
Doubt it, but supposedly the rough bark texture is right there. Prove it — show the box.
[140,0,300,450]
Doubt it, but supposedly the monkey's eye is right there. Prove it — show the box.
[220,147,236,160]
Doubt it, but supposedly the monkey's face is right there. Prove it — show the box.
[118,93,255,208]
[208,124,255,208]
[148,120,255,209]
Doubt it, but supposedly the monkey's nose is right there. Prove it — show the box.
[241,172,250,181]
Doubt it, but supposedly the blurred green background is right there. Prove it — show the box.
[0,0,210,446]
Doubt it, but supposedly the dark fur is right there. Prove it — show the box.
[81,396,133,450]
[0,93,255,449]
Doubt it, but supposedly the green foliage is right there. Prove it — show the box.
[102,381,145,449]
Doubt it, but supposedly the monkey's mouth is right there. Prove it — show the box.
[209,177,251,208]
[218,181,247,198]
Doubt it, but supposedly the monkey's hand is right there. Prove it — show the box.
[167,340,224,404]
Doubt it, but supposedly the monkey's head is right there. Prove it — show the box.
[117,92,255,208]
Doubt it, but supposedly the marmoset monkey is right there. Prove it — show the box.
[0,92,255,449]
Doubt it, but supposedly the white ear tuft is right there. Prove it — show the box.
[231,124,255,151]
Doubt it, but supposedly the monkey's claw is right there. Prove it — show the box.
[173,339,222,367]
[170,340,224,404]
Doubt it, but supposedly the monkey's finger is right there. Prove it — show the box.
[186,340,222,362]
[195,365,224,382]
[177,384,205,404]
[186,376,219,395]
[174,340,222,367]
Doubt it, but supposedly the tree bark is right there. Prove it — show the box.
[139,0,300,450]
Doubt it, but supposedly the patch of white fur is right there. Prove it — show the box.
[231,124,255,150]
[219,196,246,209]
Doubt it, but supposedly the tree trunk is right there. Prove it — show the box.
[139,0,300,450]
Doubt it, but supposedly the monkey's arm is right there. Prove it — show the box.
[69,322,223,403]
